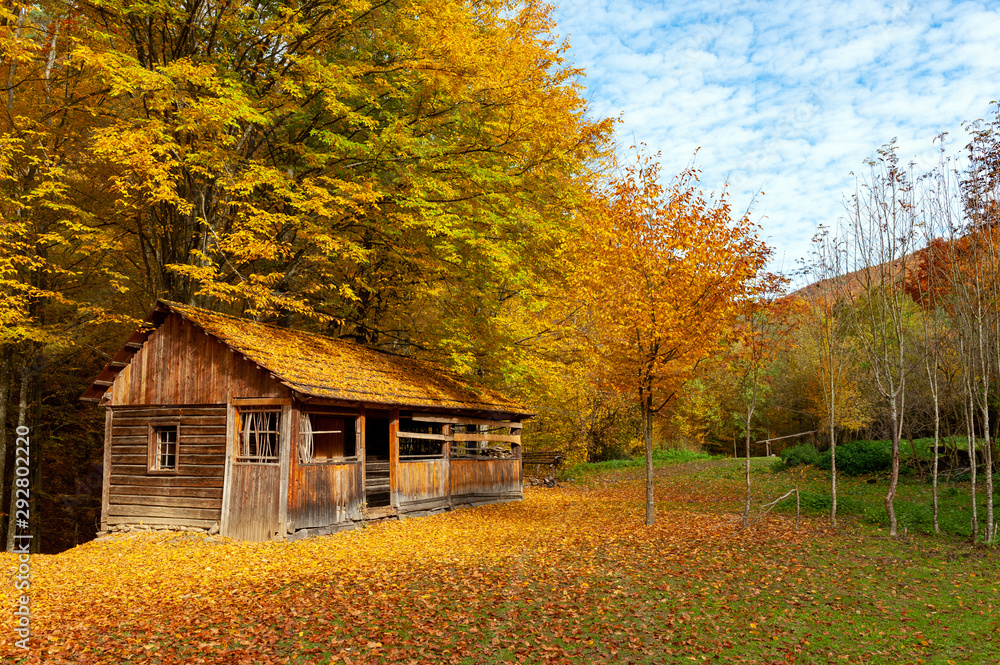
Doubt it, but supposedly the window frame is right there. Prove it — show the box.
[147,422,180,475]
[397,417,447,461]
[236,408,282,465]
[298,412,360,464]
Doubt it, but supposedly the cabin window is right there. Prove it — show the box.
[299,413,356,463]
[148,424,178,473]
[398,418,446,460]
[237,409,281,464]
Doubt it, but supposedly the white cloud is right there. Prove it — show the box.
[552,0,1000,281]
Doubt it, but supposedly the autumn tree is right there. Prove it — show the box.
[842,143,918,537]
[1,0,133,550]
[67,0,611,365]
[581,150,773,525]
[909,148,963,534]
[1,0,612,549]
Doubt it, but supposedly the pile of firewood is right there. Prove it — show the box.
[478,446,514,458]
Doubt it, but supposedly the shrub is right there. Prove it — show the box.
[651,448,713,463]
[816,440,893,476]
[780,444,819,467]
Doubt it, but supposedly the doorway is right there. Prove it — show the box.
[365,417,391,507]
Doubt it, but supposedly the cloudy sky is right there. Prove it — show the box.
[550,0,1000,280]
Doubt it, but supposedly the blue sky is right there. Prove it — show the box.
[550,0,1000,279]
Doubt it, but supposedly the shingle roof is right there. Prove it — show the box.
[84,301,531,416]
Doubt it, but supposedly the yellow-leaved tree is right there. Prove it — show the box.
[579,151,774,525]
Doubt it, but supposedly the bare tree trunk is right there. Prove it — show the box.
[966,388,979,542]
[0,348,10,545]
[932,381,940,534]
[830,418,837,527]
[981,401,993,542]
[841,144,914,539]
[811,234,844,529]
[742,421,751,529]
[886,407,900,537]
[643,394,654,526]
[6,359,29,552]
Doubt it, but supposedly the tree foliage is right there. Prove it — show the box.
[1,0,613,550]
[579,149,774,525]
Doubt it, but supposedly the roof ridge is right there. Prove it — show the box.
[160,300,428,364]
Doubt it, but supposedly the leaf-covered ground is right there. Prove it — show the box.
[2,459,998,664]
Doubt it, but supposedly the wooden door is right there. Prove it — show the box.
[222,402,291,541]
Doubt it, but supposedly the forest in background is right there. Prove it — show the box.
[3,0,1000,551]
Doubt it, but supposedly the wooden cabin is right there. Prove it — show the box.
[82,301,530,541]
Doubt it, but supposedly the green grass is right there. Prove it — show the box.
[568,456,1000,663]
[562,447,715,478]
[905,435,971,454]
[759,435,1000,542]
[769,461,1000,542]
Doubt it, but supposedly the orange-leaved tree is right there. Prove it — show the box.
[580,150,773,525]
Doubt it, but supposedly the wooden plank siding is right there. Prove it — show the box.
[388,409,399,507]
[105,405,227,529]
[395,460,449,511]
[288,461,364,528]
[225,462,282,541]
[450,459,522,504]
[110,312,289,406]
[287,403,365,530]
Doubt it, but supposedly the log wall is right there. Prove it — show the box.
[106,405,227,529]
[110,312,289,406]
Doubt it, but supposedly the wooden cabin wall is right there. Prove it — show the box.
[395,460,449,511]
[224,462,282,541]
[110,313,289,406]
[450,459,522,504]
[287,405,365,530]
[221,402,291,542]
[288,462,363,528]
[105,405,227,529]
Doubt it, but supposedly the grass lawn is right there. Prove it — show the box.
[2,455,997,664]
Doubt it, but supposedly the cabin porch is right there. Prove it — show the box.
[222,400,523,542]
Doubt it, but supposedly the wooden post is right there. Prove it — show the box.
[513,442,523,498]
[357,407,366,505]
[219,401,237,537]
[389,408,399,508]
[100,408,113,533]
[443,423,453,510]
[276,403,292,540]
